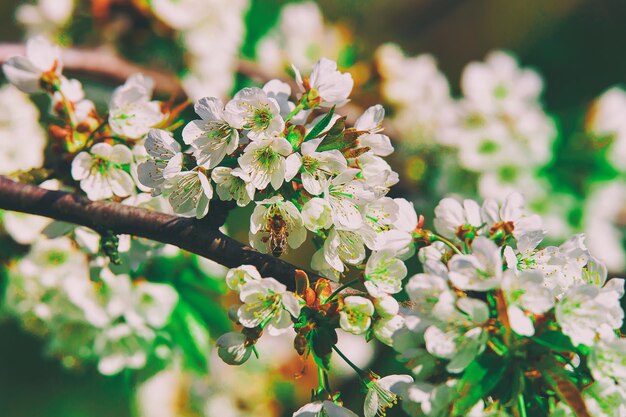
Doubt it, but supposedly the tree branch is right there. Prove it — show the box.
[0,43,295,99]
[0,43,184,96]
[0,176,320,290]
[0,43,401,138]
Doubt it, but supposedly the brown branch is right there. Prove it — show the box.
[0,176,320,290]
[0,43,401,137]
[0,43,287,99]
[0,43,184,96]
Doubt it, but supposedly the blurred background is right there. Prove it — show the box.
[2,0,626,416]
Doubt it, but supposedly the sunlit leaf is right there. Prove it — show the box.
[304,106,335,142]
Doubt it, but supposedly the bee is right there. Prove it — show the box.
[262,213,289,257]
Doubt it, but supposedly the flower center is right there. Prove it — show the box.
[255,146,279,168]
[91,156,112,175]
[251,106,273,131]
[45,249,68,266]
[206,121,232,144]
[367,379,398,416]
[302,155,319,173]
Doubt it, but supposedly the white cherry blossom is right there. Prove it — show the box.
[108,74,164,139]
[461,50,542,115]
[323,228,367,274]
[293,401,359,417]
[339,296,374,335]
[501,269,554,336]
[323,168,374,230]
[556,279,625,346]
[374,315,405,347]
[364,250,407,297]
[294,57,354,108]
[285,137,347,195]
[16,0,75,38]
[0,85,46,174]
[226,87,284,140]
[94,323,154,375]
[433,197,482,240]
[356,153,399,195]
[216,332,253,365]
[71,142,134,200]
[481,192,543,239]
[364,374,413,417]
[238,135,292,190]
[182,97,243,169]
[448,237,502,291]
[137,129,183,195]
[354,105,394,157]
[3,35,62,93]
[237,277,301,335]
[301,197,333,232]
[161,170,213,218]
[225,265,262,293]
[211,167,255,207]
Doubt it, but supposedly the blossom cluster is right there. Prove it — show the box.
[216,263,415,417]
[213,193,626,416]
[4,236,178,374]
[1,35,411,390]
[3,11,626,417]
[0,36,192,375]
[390,193,626,416]
[149,0,249,100]
[132,54,415,281]
[379,45,557,201]
[376,43,626,274]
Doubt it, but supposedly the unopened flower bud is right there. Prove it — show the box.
[216,332,253,365]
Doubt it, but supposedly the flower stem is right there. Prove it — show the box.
[286,102,305,122]
[326,278,361,303]
[494,289,512,346]
[317,366,331,394]
[517,393,528,417]
[251,345,259,359]
[52,85,77,129]
[331,345,367,379]
[431,234,463,255]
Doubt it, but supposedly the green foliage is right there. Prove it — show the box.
[295,306,338,371]
[452,353,511,416]
[168,300,211,373]
[304,106,336,142]
[532,330,577,353]
[240,0,284,59]
[286,124,306,150]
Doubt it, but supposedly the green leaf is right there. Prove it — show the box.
[177,286,232,336]
[544,369,591,417]
[306,327,337,371]
[169,300,211,373]
[533,330,577,352]
[492,365,525,407]
[452,353,510,416]
[337,45,357,68]
[304,106,335,142]
[316,116,348,151]
[286,124,306,150]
